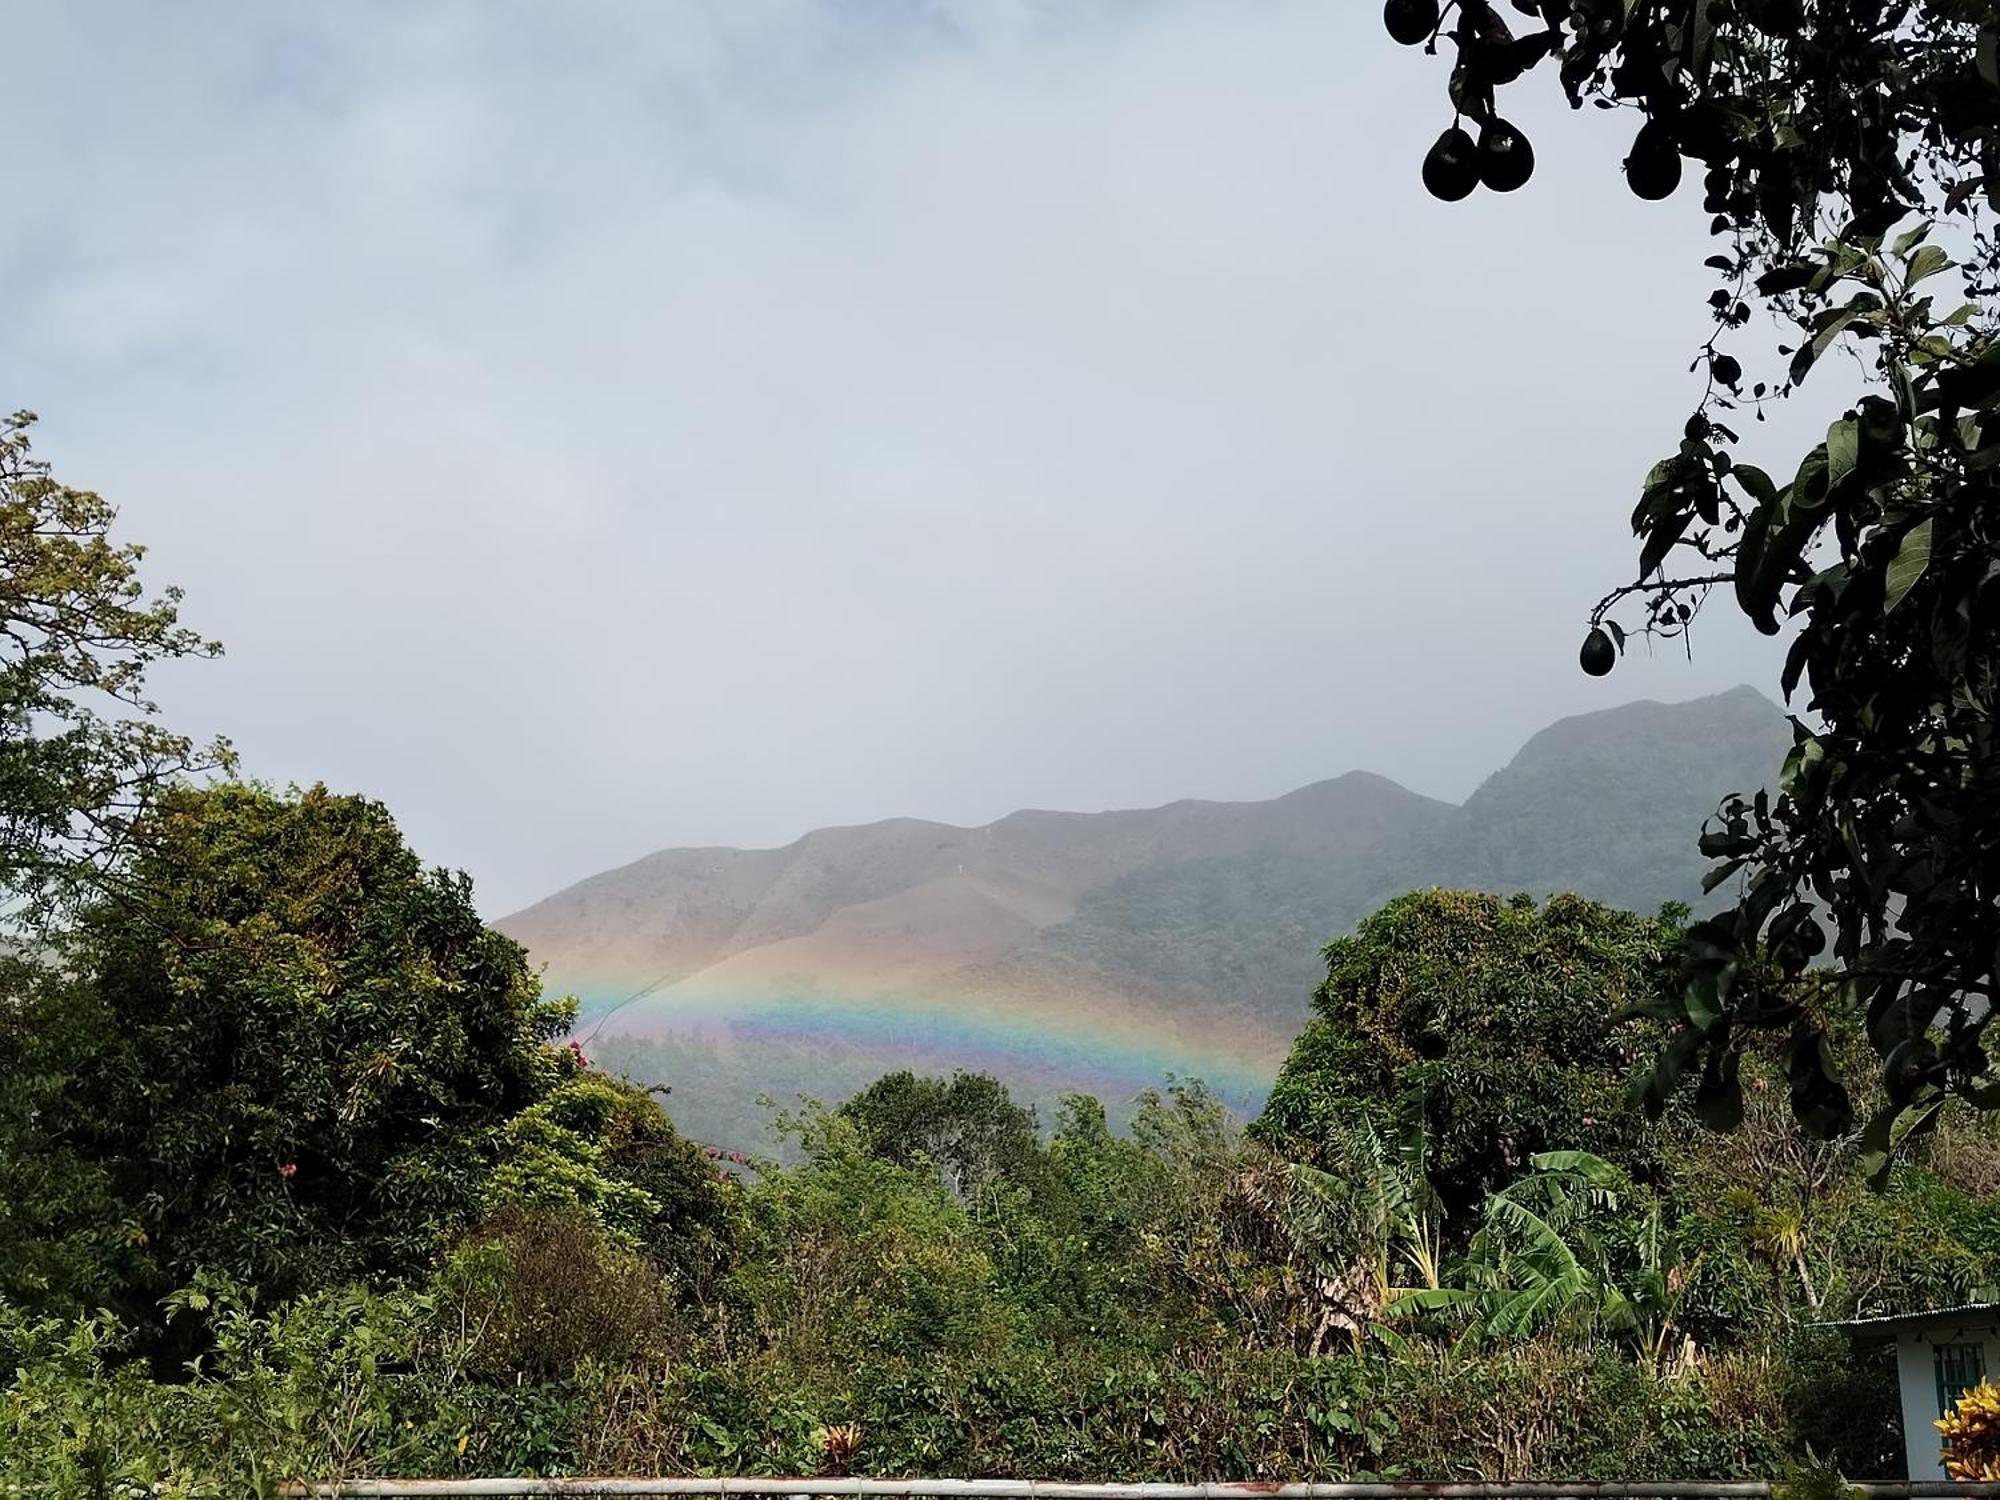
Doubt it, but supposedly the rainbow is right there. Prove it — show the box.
[557,970,1288,1114]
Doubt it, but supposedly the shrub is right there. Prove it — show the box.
[438,1205,676,1380]
[839,1070,1045,1200]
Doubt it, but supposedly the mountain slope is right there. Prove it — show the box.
[497,688,1792,1146]
[1423,684,1789,913]
[503,769,1456,1023]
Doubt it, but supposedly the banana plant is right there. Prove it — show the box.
[1275,1082,1445,1350]
[1391,1149,1692,1364]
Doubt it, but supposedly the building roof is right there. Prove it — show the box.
[1816,1301,2000,1339]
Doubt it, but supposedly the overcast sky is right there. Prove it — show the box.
[4,2,1809,914]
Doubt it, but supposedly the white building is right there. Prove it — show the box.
[1826,1301,2000,1480]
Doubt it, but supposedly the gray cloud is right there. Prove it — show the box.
[3,1,1808,913]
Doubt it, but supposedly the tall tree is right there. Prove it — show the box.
[1256,890,1672,1218]
[1385,0,2000,1155]
[0,411,226,1311]
[0,411,226,915]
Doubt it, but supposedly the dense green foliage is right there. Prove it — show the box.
[1258,891,1673,1212]
[12,847,2000,1489]
[6,1036,1976,1491]
[1389,0,2000,1149]
[6,786,571,1326]
[838,1069,1048,1199]
[0,783,734,1361]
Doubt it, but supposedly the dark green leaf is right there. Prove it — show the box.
[1883,518,1933,613]
[1907,244,1950,286]
[1824,418,1859,487]
[1694,1048,1743,1132]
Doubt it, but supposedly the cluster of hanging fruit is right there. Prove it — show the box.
[1418,118,1534,199]
[1387,0,1539,197]
[1388,0,1979,241]
[1387,0,1702,205]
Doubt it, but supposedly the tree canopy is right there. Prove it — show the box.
[26,782,571,1316]
[1387,0,2000,1155]
[0,412,226,915]
[838,1068,1047,1200]
[1255,889,1675,1217]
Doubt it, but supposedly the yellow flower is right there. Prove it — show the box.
[1938,1381,2000,1481]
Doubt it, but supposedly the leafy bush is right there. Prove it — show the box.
[438,1206,677,1380]
[729,1103,1020,1376]
[840,1069,1046,1200]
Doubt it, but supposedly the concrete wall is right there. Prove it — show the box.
[1894,1321,2000,1480]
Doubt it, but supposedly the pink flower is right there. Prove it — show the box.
[279,1162,298,1180]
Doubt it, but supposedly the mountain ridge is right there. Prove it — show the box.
[497,687,1790,1145]
[500,765,1459,993]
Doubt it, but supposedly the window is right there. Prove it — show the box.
[1936,1341,1987,1417]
